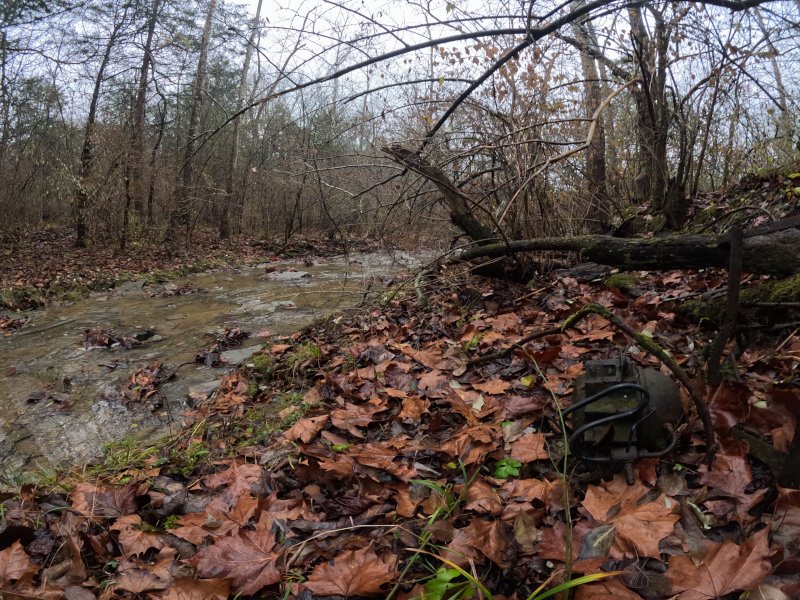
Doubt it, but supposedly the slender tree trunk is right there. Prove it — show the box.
[130,0,162,214]
[221,0,261,239]
[147,99,166,226]
[0,30,10,165]
[72,8,128,248]
[753,7,791,155]
[170,0,216,241]
[573,17,608,233]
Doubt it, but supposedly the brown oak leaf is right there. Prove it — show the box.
[303,546,397,597]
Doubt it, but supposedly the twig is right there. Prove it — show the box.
[467,325,562,366]
[706,227,743,386]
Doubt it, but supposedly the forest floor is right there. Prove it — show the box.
[1,173,799,599]
[0,260,798,599]
[0,227,384,312]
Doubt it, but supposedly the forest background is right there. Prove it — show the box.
[1,0,798,254]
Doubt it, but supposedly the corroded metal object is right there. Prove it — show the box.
[566,357,683,483]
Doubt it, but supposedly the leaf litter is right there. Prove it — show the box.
[0,265,798,599]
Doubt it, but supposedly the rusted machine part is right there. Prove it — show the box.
[568,358,683,484]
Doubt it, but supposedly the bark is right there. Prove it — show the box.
[220,0,261,239]
[72,6,128,248]
[572,15,608,232]
[382,144,496,243]
[454,221,800,277]
[130,0,162,213]
[170,0,216,240]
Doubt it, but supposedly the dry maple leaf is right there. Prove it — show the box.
[444,518,511,568]
[510,432,549,462]
[282,414,329,443]
[463,477,503,515]
[161,577,231,600]
[303,546,398,597]
[113,548,176,594]
[193,528,281,596]
[71,482,139,517]
[666,527,772,600]
[202,460,263,509]
[581,475,679,558]
[111,514,165,557]
[398,394,430,421]
[0,540,36,582]
[473,379,511,395]
[699,450,767,522]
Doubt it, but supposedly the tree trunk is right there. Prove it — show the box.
[170,0,216,241]
[72,6,128,248]
[130,0,162,214]
[573,17,608,232]
[221,0,261,239]
[455,220,800,277]
[382,144,497,243]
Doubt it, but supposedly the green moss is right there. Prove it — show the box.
[604,272,637,292]
[235,390,314,448]
[677,275,800,327]
[676,298,726,326]
[89,436,164,475]
[744,273,800,303]
[250,353,274,377]
[286,342,323,367]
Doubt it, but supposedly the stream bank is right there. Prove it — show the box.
[0,251,425,482]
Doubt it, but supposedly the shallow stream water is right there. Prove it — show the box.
[0,251,424,482]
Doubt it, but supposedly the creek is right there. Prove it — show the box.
[0,251,423,483]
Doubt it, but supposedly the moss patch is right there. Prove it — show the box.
[604,272,638,292]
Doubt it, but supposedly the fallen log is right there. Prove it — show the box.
[453,226,800,276]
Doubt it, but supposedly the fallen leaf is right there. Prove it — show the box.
[667,527,772,599]
[71,482,139,517]
[444,518,510,568]
[473,379,510,395]
[162,577,231,600]
[111,514,165,557]
[0,540,36,582]
[581,475,679,558]
[398,394,429,421]
[193,528,281,596]
[282,414,329,443]
[463,477,503,515]
[510,432,549,462]
[303,546,397,597]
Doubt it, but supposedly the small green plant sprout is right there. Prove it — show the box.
[412,549,622,600]
[418,567,477,600]
[494,457,522,479]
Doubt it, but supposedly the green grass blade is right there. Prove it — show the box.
[527,571,622,600]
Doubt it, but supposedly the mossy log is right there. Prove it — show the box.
[454,228,800,276]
